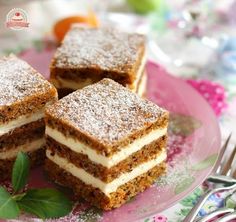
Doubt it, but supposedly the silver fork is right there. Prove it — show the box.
[197,208,235,222]
[184,134,236,222]
[197,192,236,222]
[216,212,236,222]
[199,210,236,222]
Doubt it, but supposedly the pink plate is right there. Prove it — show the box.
[1,47,221,222]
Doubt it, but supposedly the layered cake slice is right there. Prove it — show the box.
[45,78,168,210]
[50,26,146,98]
[0,55,57,180]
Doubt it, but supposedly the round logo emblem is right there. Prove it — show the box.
[6,8,29,30]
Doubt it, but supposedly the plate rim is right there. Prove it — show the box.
[132,60,222,221]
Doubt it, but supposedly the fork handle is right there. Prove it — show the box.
[183,189,214,222]
[184,183,236,222]
[197,208,234,222]
[216,212,236,222]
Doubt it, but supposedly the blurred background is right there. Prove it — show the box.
[1,0,236,77]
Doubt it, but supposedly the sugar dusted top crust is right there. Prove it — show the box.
[53,27,145,72]
[46,79,167,147]
[0,55,56,106]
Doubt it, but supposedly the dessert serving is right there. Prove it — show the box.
[50,26,147,98]
[45,78,168,210]
[0,55,57,180]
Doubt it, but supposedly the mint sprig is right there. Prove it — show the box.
[0,187,20,219]
[18,189,73,219]
[0,152,72,219]
[12,151,30,193]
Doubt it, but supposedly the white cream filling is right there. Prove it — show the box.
[0,138,45,159]
[131,53,147,91]
[137,72,147,97]
[46,149,166,196]
[46,126,167,168]
[0,112,44,136]
[51,77,94,90]
[0,101,55,136]
[52,54,147,92]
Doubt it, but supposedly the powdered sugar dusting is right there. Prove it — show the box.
[54,27,145,72]
[46,78,167,146]
[0,55,54,106]
[156,133,194,187]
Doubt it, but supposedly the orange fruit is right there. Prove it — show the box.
[53,11,99,42]
[87,9,99,27]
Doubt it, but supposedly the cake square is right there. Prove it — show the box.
[45,78,168,210]
[0,55,57,180]
[50,26,147,98]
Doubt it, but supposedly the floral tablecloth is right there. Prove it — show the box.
[0,1,236,221]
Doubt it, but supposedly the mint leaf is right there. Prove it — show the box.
[12,193,26,201]
[0,187,20,219]
[17,188,72,219]
[12,152,30,193]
